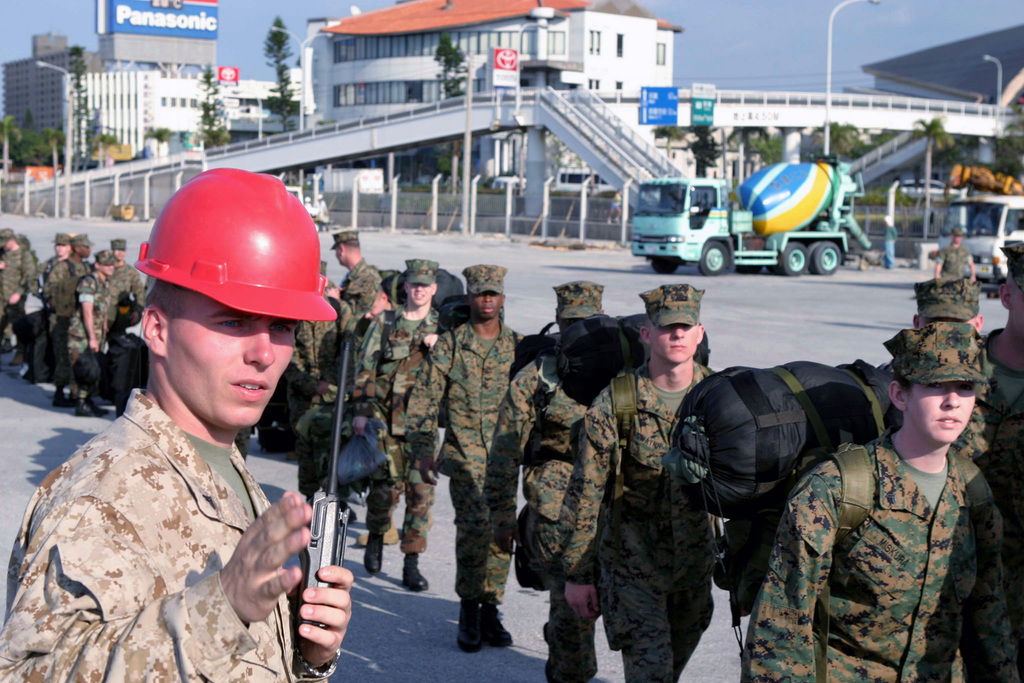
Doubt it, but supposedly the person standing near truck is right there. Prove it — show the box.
[935,227,976,281]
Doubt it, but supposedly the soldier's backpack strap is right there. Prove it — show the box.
[608,372,638,538]
[840,368,886,436]
[377,309,398,370]
[771,366,834,453]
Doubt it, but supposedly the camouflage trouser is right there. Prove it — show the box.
[1,298,26,352]
[529,509,597,683]
[366,435,434,554]
[67,338,97,400]
[448,457,511,604]
[50,315,71,387]
[294,402,361,500]
[599,568,713,683]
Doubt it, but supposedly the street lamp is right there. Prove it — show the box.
[270,26,326,132]
[983,54,1003,106]
[824,0,880,155]
[36,61,73,218]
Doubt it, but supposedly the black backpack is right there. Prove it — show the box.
[555,315,646,407]
[509,322,558,380]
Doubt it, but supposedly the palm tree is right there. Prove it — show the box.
[913,117,954,235]
[653,125,688,158]
[94,133,120,168]
[1,115,21,184]
[728,127,771,178]
[813,123,862,160]
[145,127,173,157]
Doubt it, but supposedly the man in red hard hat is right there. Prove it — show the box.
[0,169,353,681]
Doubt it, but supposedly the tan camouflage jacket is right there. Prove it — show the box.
[559,363,713,588]
[352,308,439,437]
[743,432,1016,682]
[486,355,587,532]
[953,327,1024,644]
[0,391,323,681]
[405,322,521,477]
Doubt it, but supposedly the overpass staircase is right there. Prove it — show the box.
[849,131,927,185]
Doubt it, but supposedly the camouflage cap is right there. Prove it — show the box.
[951,227,964,237]
[884,322,985,384]
[914,278,980,321]
[405,258,439,285]
[331,228,359,247]
[94,250,117,266]
[1002,242,1024,290]
[70,234,93,247]
[0,228,13,243]
[554,280,603,319]
[54,233,71,246]
[111,238,127,250]
[463,264,507,294]
[640,284,704,327]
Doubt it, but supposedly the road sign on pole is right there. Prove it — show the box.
[639,87,678,125]
[691,82,716,126]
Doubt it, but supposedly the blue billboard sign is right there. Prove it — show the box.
[100,0,218,40]
[639,87,678,126]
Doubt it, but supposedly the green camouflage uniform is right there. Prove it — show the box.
[486,281,604,683]
[406,265,521,604]
[105,239,146,329]
[333,230,381,320]
[745,323,1015,681]
[559,284,713,683]
[44,235,93,388]
[915,277,980,321]
[67,255,114,400]
[936,244,972,280]
[353,259,442,554]
[283,266,338,433]
[0,229,29,353]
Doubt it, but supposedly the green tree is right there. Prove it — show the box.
[197,66,231,148]
[69,46,90,171]
[1,115,21,183]
[689,126,721,176]
[435,32,465,99]
[264,18,299,131]
[93,132,119,168]
[21,109,35,131]
[42,127,64,179]
[994,104,1024,178]
[813,123,862,159]
[145,127,174,157]
[913,117,954,234]
[728,127,772,176]
[653,125,687,157]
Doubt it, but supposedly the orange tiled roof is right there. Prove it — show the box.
[323,0,588,36]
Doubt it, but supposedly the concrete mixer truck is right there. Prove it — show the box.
[631,158,871,276]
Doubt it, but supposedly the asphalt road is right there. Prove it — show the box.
[0,214,1007,681]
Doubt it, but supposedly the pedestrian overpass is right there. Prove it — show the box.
[15,86,1009,219]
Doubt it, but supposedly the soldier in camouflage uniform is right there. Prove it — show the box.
[560,284,713,683]
[486,281,604,683]
[0,228,29,364]
[332,228,381,319]
[37,233,71,300]
[67,250,116,417]
[743,323,1017,681]
[935,227,976,281]
[105,238,147,335]
[406,264,521,652]
[353,259,442,591]
[44,234,93,407]
[913,277,983,331]
[951,242,1024,673]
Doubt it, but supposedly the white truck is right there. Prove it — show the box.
[942,195,1024,282]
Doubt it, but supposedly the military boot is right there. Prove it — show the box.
[74,399,94,417]
[480,602,513,647]
[457,599,482,652]
[52,387,76,408]
[401,553,428,592]
[363,533,383,575]
[85,398,109,417]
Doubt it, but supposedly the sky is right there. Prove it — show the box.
[1,0,1022,107]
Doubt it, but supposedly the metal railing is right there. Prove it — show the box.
[566,90,676,177]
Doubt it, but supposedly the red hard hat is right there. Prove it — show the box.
[136,168,336,321]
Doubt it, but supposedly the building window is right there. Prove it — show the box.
[547,31,566,56]
[589,30,600,56]
[521,31,536,57]
[190,99,197,107]
[616,81,623,90]
[160,97,167,106]
[656,43,666,66]
[616,34,624,58]
[588,79,600,90]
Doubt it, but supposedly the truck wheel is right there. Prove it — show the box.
[699,242,731,277]
[775,243,808,277]
[809,242,841,276]
[651,258,679,274]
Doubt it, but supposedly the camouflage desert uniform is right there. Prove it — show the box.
[352,308,440,553]
[560,363,714,683]
[952,327,1024,650]
[67,270,111,400]
[486,356,596,682]
[743,431,1016,681]
[0,391,325,681]
[406,321,521,603]
[936,244,972,280]
[43,258,91,387]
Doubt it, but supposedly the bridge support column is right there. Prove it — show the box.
[781,128,802,164]
[479,136,496,179]
[525,126,545,216]
[84,177,90,219]
[978,137,995,165]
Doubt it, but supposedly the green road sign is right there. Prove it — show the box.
[692,98,715,126]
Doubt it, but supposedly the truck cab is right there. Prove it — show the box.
[942,196,1024,282]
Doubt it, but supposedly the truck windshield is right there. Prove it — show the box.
[638,184,686,215]
[944,202,1003,237]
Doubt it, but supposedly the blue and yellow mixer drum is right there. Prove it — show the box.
[736,162,838,235]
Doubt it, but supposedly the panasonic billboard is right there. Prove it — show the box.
[97,0,218,40]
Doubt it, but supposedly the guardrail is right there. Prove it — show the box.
[567,90,675,177]
[849,131,917,174]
